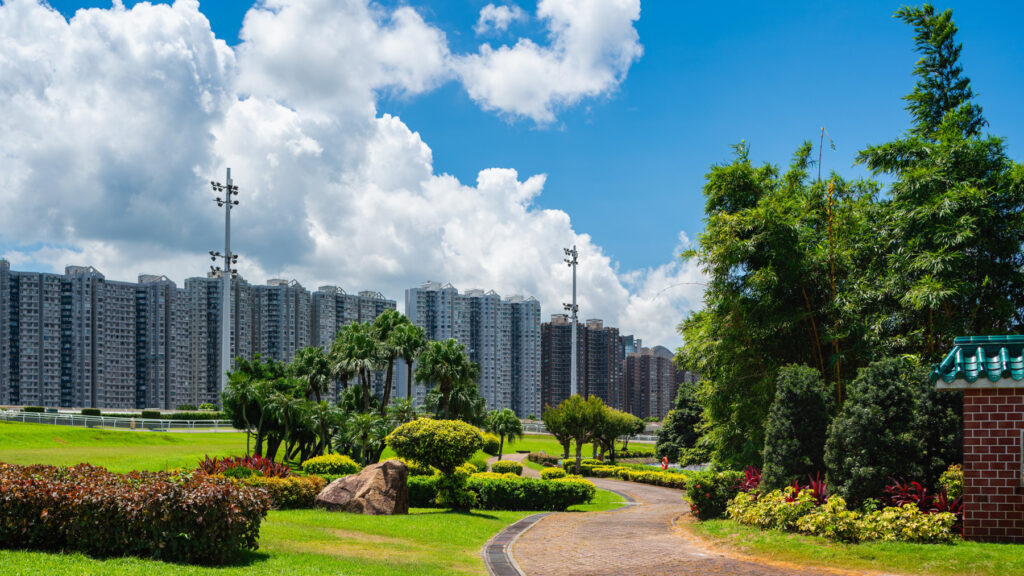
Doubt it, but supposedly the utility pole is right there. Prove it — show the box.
[210,169,239,401]
[563,245,579,397]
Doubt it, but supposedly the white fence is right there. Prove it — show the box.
[521,421,658,443]
[0,410,236,433]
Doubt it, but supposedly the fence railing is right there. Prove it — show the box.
[521,421,658,443]
[0,410,237,433]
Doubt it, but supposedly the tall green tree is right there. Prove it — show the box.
[558,395,606,474]
[372,309,411,415]
[857,4,1024,358]
[542,404,572,458]
[762,364,832,490]
[332,322,383,413]
[290,346,332,403]
[655,380,704,464]
[678,143,878,468]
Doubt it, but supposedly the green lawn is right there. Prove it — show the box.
[0,422,628,575]
[688,519,1024,576]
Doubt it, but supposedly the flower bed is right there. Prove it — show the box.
[0,463,269,564]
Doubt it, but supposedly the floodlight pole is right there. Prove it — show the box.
[563,245,579,397]
[210,169,239,402]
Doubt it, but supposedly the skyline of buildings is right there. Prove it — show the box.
[1,259,685,418]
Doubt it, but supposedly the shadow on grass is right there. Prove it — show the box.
[0,545,271,569]
[413,509,502,520]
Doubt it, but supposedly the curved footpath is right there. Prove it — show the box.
[484,454,858,576]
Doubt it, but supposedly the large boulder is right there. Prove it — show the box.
[315,459,409,515]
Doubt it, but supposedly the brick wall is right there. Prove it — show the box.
[963,388,1024,542]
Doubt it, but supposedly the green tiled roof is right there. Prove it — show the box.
[930,336,1024,387]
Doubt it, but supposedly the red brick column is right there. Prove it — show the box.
[962,388,1024,542]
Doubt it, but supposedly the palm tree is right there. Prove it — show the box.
[333,322,384,412]
[389,323,427,404]
[308,400,341,456]
[290,346,332,402]
[485,408,523,460]
[337,412,388,465]
[386,397,419,428]
[372,309,410,415]
[415,339,479,419]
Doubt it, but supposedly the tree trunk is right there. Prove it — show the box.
[498,437,504,460]
[379,360,394,417]
[574,441,583,474]
[406,361,413,401]
[362,369,370,413]
[441,382,450,419]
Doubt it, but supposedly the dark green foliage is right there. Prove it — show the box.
[825,358,927,506]
[387,418,484,510]
[198,402,218,411]
[490,460,523,475]
[0,463,270,564]
[140,410,161,419]
[762,365,832,489]
[176,404,197,411]
[21,406,45,413]
[406,474,595,511]
[527,452,560,467]
[480,432,501,455]
[656,381,703,463]
[80,408,101,416]
[916,387,963,486]
[684,470,745,521]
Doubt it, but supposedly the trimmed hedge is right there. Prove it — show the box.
[491,460,523,475]
[22,406,45,413]
[407,474,596,511]
[301,454,360,476]
[399,458,438,476]
[540,467,567,480]
[481,432,501,456]
[0,463,269,564]
[81,408,101,416]
[562,458,604,474]
[140,410,162,419]
[235,475,326,509]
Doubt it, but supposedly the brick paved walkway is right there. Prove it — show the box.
[511,478,843,576]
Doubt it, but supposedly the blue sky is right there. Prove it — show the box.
[3,0,1021,345]
[40,0,1024,270]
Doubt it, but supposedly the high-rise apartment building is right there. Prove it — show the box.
[0,266,67,407]
[624,345,695,419]
[541,315,627,411]
[136,275,190,410]
[253,279,311,364]
[404,282,540,415]
[185,273,254,407]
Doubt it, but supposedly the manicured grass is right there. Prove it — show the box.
[0,507,532,575]
[688,519,1024,576]
[0,421,247,472]
[568,487,628,513]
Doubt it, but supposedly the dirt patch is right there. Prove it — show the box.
[52,437,68,445]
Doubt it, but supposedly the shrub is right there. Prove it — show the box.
[938,464,963,499]
[491,460,523,475]
[199,402,218,411]
[176,404,197,410]
[562,458,603,474]
[762,365,831,490]
[302,454,360,476]
[0,463,269,564]
[481,432,501,456]
[167,411,229,421]
[615,448,657,459]
[825,358,928,506]
[857,504,957,544]
[728,488,818,531]
[528,452,560,467]
[468,453,489,474]
[541,467,567,480]
[22,406,45,413]
[685,470,744,520]
[238,475,326,509]
[399,458,438,476]
[796,496,862,542]
[140,410,161,419]
[387,418,483,510]
[405,473,595,511]
[80,408,101,416]
[198,455,291,478]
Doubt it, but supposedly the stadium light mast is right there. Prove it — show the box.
[210,169,239,402]
[563,245,579,397]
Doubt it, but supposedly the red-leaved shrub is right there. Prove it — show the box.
[0,462,270,564]
[198,454,291,478]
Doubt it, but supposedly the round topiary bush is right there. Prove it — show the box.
[302,454,361,476]
[481,432,501,456]
[386,418,484,510]
[541,467,567,480]
[491,460,523,476]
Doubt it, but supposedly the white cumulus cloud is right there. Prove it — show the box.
[0,0,698,348]
[456,0,643,123]
[474,3,527,35]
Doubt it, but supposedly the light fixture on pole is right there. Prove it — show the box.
[210,169,239,401]
[563,245,579,397]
